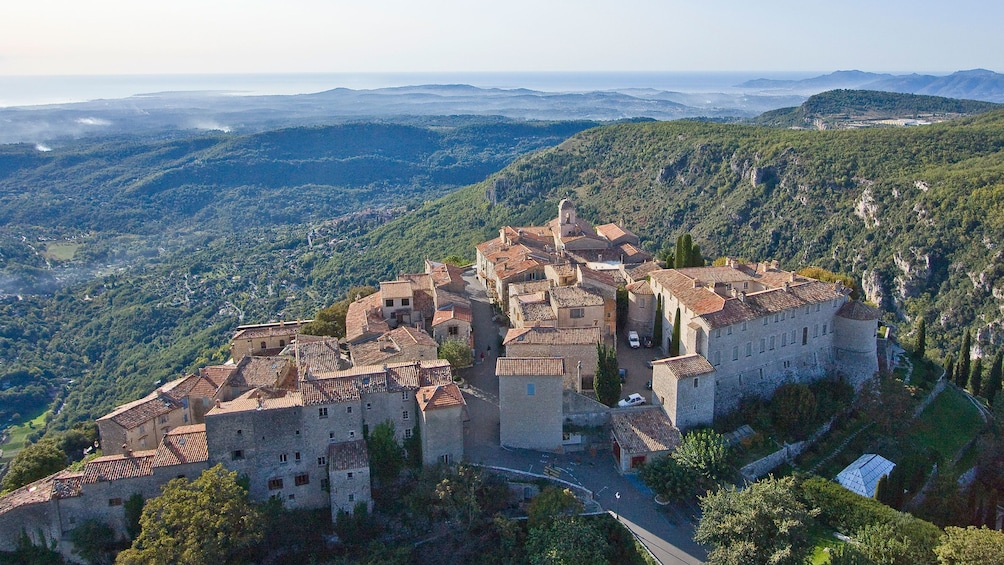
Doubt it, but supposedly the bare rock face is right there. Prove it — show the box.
[854,186,880,228]
[892,249,931,300]
[861,270,886,308]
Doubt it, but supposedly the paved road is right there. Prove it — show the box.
[457,270,706,564]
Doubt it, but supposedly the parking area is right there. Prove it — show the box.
[616,332,666,403]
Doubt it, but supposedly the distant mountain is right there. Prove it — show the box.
[738,69,1004,103]
[750,89,1001,129]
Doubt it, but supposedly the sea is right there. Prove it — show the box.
[0,71,822,108]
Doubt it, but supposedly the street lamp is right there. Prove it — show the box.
[615,491,621,521]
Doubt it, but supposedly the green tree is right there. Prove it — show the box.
[300,286,378,337]
[986,352,1003,406]
[333,501,380,547]
[526,518,609,565]
[673,428,734,486]
[116,464,262,565]
[653,294,664,348]
[615,286,628,333]
[670,307,681,357]
[594,343,621,407]
[689,243,704,267]
[771,383,817,440]
[1,440,68,493]
[674,234,687,268]
[957,331,972,388]
[69,520,116,565]
[438,339,472,369]
[527,487,583,528]
[695,475,818,565]
[639,455,695,502]
[935,526,1004,564]
[366,421,403,485]
[123,493,144,540]
[970,358,984,397]
[916,318,927,359]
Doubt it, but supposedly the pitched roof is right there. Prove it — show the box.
[228,356,296,389]
[655,354,716,380]
[504,326,601,346]
[152,424,209,467]
[616,242,653,263]
[626,279,654,295]
[432,304,473,326]
[380,280,414,299]
[97,390,181,430]
[200,365,237,388]
[344,292,389,343]
[232,321,308,341]
[837,454,895,498]
[206,389,303,415]
[837,300,881,321]
[288,336,348,374]
[329,440,369,471]
[508,280,553,298]
[0,470,82,516]
[349,326,438,366]
[417,384,466,411]
[595,223,638,245]
[549,285,604,308]
[496,358,565,377]
[578,266,619,290]
[82,451,157,483]
[162,374,219,401]
[610,408,681,454]
[299,378,361,405]
[625,261,662,283]
[426,261,466,291]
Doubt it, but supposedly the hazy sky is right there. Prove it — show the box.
[2,0,1000,76]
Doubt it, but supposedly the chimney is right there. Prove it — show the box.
[215,399,221,408]
[783,281,791,293]
[789,272,796,283]
[738,291,746,303]
[731,288,739,298]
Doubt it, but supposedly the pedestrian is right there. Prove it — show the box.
[487,345,491,352]
[480,351,485,363]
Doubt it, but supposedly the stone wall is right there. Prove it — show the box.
[499,373,563,450]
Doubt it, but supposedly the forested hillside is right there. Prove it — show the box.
[324,111,1004,362]
[0,118,597,429]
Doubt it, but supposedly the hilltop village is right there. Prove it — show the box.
[0,200,882,559]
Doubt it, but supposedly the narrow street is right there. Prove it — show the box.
[457,269,706,564]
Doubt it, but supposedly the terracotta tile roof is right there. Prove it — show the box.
[611,408,681,453]
[579,266,619,289]
[433,288,469,310]
[232,321,308,340]
[98,390,181,430]
[595,223,638,245]
[509,280,552,298]
[329,440,369,470]
[0,470,82,516]
[654,354,716,380]
[496,358,565,377]
[399,273,434,292]
[153,424,208,467]
[299,379,361,405]
[432,304,473,326]
[418,359,454,386]
[349,326,438,366]
[380,280,414,299]
[426,260,466,291]
[546,263,577,278]
[200,365,237,388]
[228,355,296,390]
[413,288,436,322]
[514,299,557,323]
[289,336,348,374]
[616,242,652,263]
[417,384,466,411]
[345,292,389,343]
[504,326,601,346]
[162,374,219,401]
[625,261,662,283]
[702,282,844,328]
[206,389,303,415]
[550,286,604,308]
[626,280,654,295]
[82,452,157,483]
[837,300,881,321]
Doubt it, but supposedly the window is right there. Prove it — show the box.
[385,299,394,307]
[139,424,145,434]
[346,406,352,414]
[803,327,808,345]
[741,321,748,331]
[279,339,285,347]
[763,317,768,326]
[759,338,765,353]
[693,378,699,388]
[349,430,356,438]
[448,325,459,336]
[774,314,779,323]
[815,303,820,312]
[329,432,335,439]
[318,456,327,466]
[159,415,168,424]
[268,478,284,490]
[527,383,536,396]
[403,410,409,420]
[363,424,369,436]
[366,402,372,410]
[791,329,796,343]
[288,494,295,500]
[715,329,721,338]
[362,376,370,385]
[347,472,354,480]
[318,407,328,418]
[405,428,413,439]
[237,429,242,436]
[732,346,739,361]
[260,341,267,350]
[321,479,330,491]
[295,430,300,435]
[781,312,786,320]
[439,454,451,464]
[570,308,584,318]
[295,452,301,463]
[232,450,244,461]
[348,494,355,502]
[402,391,408,401]
[822,323,828,335]
[814,324,819,338]
[745,342,752,357]
[727,326,733,335]
[769,336,775,350]
[109,498,123,506]
[295,473,310,486]
[782,333,787,347]
[279,453,288,464]
[713,351,721,366]
[402,298,410,306]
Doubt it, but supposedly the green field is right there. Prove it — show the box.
[0,409,49,466]
[906,385,985,461]
[41,241,81,261]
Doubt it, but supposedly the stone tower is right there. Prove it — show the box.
[558,199,578,238]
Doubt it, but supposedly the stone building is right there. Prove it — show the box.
[624,279,655,337]
[503,326,601,391]
[610,407,681,474]
[497,358,564,450]
[328,440,372,518]
[646,261,880,429]
[416,383,467,466]
[230,320,309,360]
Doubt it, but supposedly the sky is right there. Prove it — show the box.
[1,0,1001,76]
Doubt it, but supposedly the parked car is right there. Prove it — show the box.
[627,331,641,349]
[619,368,627,382]
[643,336,653,348]
[617,393,646,407]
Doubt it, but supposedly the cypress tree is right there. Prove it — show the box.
[674,235,685,268]
[874,473,890,503]
[945,355,955,385]
[689,243,703,267]
[653,294,664,348]
[670,307,681,357]
[681,234,693,268]
[916,318,926,359]
[987,352,1004,406]
[970,357,984,396]
[957,330,972,388]
[594,343,621,407]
